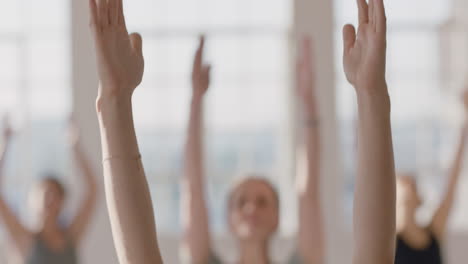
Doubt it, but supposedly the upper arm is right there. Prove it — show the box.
[430,188,456,240]
[0,197,32,255]
[430,123,468,240]
[68,190,98,246]
[68,146,99,246]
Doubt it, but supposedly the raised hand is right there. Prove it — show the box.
[89,0,144,98]
[296,37,318,119]
[346,2,396,264]
[343,0,387,93]
[191,36,211,100]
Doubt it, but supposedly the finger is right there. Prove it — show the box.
[357,0,369,25]
[129,33,143,55]
[369,0,375,24]
[108,0,118,25]
[89,0,100,32]
[343,24,356,55]
[193,36,205,70]
[98,0,109,27]
[117,0,125,25]
[198,36,205,59]
[375,0,387,33]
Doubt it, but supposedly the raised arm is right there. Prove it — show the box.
[430,91,468,240]
[89,0,162,263]
[0,118,32,256]
[295,38,324,264]
[181,37,212,264]
[68,119,98,246]
[343,1,396,264]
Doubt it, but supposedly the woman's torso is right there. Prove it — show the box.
[395,232,442,264]
[25,235,77,264]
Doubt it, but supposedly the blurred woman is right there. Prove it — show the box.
[180,36,323,264]
[0,118,98,264]
[395,92,468,264]
[87,0,396,263]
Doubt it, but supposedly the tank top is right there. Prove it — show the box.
[395,233,442,264]
[25,235,77,264]
[208,252,302,264]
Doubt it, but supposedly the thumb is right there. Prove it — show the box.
[342,24,356,55]
[129,33,143,54]
[202,65,211,76]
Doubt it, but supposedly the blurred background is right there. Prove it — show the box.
[0,0,467,263]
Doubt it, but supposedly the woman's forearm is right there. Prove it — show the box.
[354,89,395,263]
[98,95,162,264]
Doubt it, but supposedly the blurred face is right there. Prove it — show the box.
[397,175,422,213]
[32,180,65,221]
[228,179,279,242]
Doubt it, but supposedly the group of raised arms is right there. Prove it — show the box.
[0,0,466,263]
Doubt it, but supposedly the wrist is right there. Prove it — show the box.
[191,94,205,105]
[302,118,320,129]
[303,110,319,122]
[354,78,388,94]
[96,91,133,117]
[356,87,391,115]
[98,83,134,99]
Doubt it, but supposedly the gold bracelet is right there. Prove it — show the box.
[102,154,142,164]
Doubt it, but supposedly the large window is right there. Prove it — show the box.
[0,0,70,259]
[334,0,461,226]
[124,0,292,233]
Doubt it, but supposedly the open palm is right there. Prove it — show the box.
[343,0,387,92]
[89,0,144,96]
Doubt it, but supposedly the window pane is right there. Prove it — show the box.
[0,1,21,33]
[0,43,20,80]
[30,85,70,119]
[27,0,69,31]
[387,31,439,76]
[126,0,291,29]
[28,38,69,81]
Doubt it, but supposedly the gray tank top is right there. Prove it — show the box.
[208,252,302,264]
[25,236,77,264]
